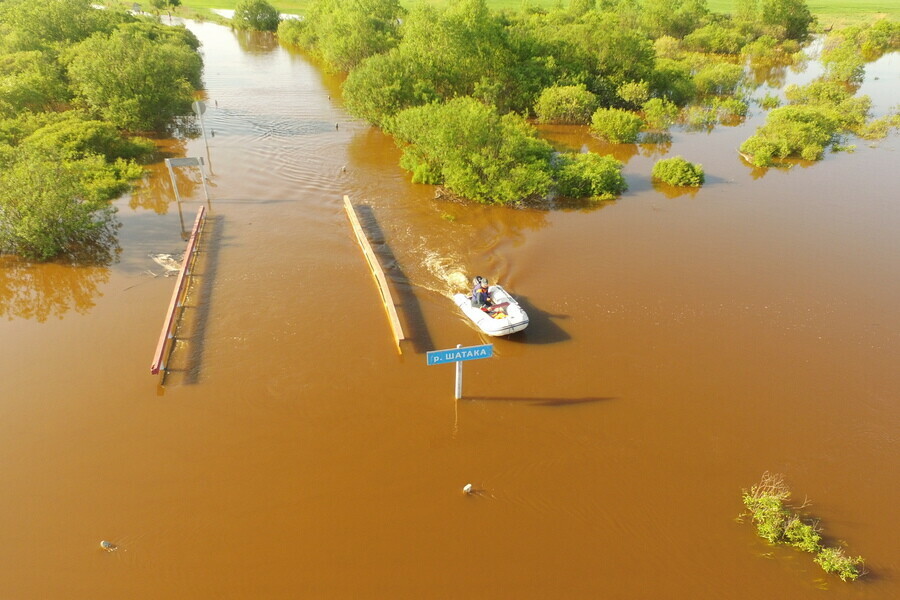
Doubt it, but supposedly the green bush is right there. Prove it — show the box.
[233,0,280,32]
[739,78,876,167]
[852,20,900,59]
[759,0,814,41]
[534,84,598,125]
[387,97,554,204]
[0,149,129,260]
[713,97,748,121]
[616,80,650,109]
[783,517,822,553]
[555,152,626,200]
[275,18,307,47]
[0,50,70,117]
[739,105,841,165]
[649,58,696,106]
[64,22,202,131]
[683,105,717,130]
[741,474,867,582]
[590,108,643,143]
[653,36,682,60]
[651,156,704,187]
[278,0,403,71]
[642,98,679,131]
[821,41,865,85]
[693,62,745,96]
[682,23,746,55]
[758,93,780,110]
[741,35,780,62]
[856,115,900,140]
[815,547,865,582]
[14,111,155,162]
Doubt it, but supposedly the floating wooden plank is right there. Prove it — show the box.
[151,206,206,375]
[343,195,406,352]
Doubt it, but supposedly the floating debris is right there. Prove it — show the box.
[100,540,117,552]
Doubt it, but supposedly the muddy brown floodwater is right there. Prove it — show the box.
[1,21,899,600]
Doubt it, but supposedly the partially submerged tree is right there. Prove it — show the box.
[386,97,555,204]
[652,156,705,186]
[278,0,403,72]
[555,152,627,200]
[590,107,644,143]
[534,84,598,124]
[63,22,202,131]
[233,0,280,32]
[0,149,127,260]
[0,1,201,260]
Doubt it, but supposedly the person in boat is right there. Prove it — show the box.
[471,276,494,310]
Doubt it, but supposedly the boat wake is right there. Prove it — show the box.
[419,249,469,298]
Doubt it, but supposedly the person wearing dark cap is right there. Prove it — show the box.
[471,276,493,310]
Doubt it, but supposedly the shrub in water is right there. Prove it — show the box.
[683,105,717,130]
[616,80,650,109]
[713,97,748,119]
[693,62,745,96]
[815,547,865,582]
[233,0,280,32]
[534,85,599,125]
[739,105,840,165]
[742,473,867,582]
[783,516,822,553]
[590,108,643,143]
[642,98,679,131]
[555,152,627,200]
[758,94,780,110]
[651,156,704,187]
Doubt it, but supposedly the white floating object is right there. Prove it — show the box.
[463,484,474,495]
[100,540,117,552]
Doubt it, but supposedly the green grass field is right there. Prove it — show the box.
[172,0,898,23]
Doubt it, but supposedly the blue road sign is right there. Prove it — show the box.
[427,344,494,366]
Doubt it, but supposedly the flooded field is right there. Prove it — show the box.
[1,22,898,599]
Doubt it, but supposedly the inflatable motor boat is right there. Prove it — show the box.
[453,284,529,336]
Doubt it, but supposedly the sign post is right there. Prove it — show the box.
[426,343,494,399]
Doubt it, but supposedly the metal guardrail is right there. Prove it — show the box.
[150,205,207,375]
[343,195,406,352]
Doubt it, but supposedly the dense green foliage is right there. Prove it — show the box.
[285,0,895,200]
[590,108,644,143]
[741,473,865,582]
[815,547,866,582]
[0,0,202,259]
[692,61,745,96]
[739,17,898,166]
[651,156,704,186]
[234,0,281,31]
[740,80,871,165]
[341,0,532,125]
[642,97,679,130]
[534,85,599,124]
[0,149,133,260]
[386,97,556,204]
[555,153,627,200]
[151,0,183,13]
[64,23,202,131]
[278,0,402,71]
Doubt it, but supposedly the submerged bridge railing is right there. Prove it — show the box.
[150,205,207,375]
[343,195,406,352]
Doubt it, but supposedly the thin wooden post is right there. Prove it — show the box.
[151,206,207,375]
[455,344,463,399]
[343,195,406,352]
